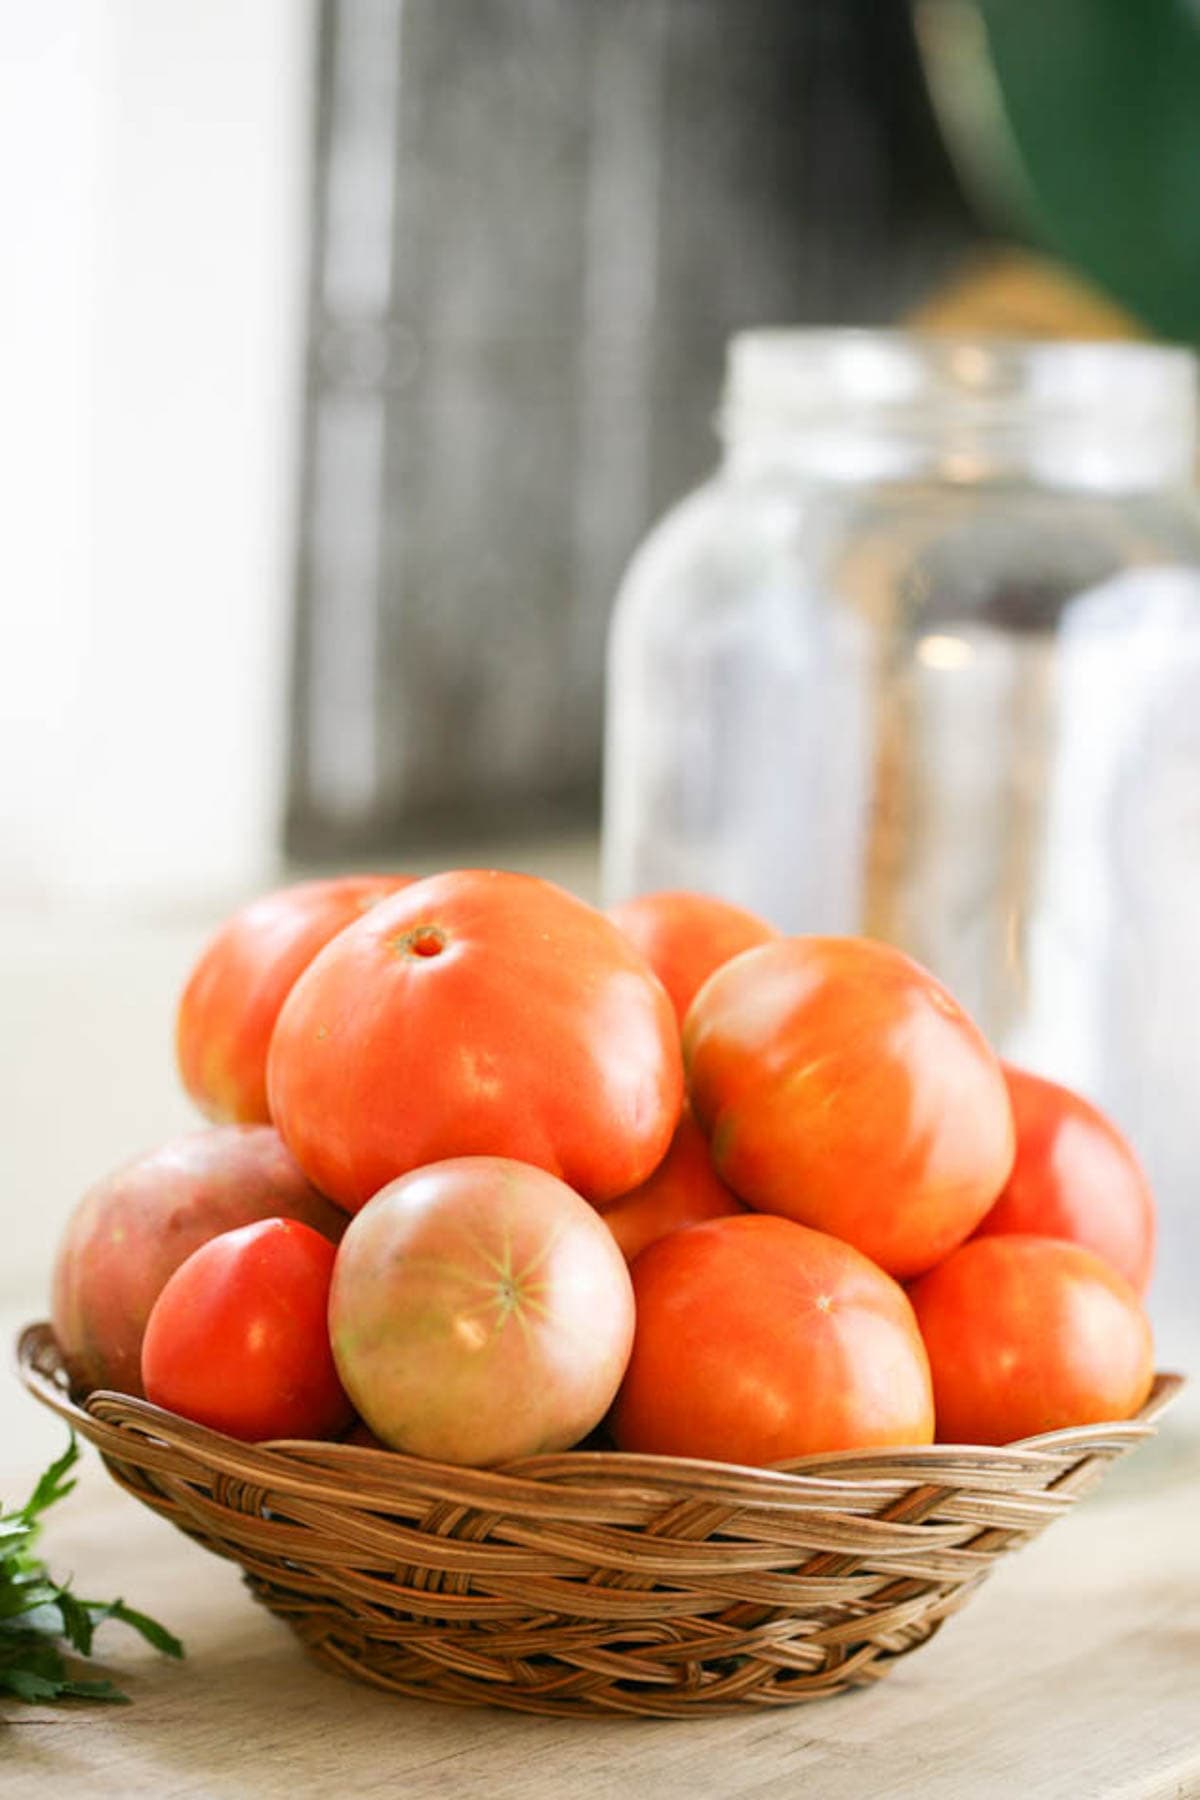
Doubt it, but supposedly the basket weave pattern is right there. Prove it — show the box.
[18,1324,1180,1718]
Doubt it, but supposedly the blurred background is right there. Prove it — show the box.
[4,0,1200,1337]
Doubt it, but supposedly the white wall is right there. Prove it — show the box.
[0,0,315,911]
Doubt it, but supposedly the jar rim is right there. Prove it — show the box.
[724,328,1197,429]
[720,329,1198,489]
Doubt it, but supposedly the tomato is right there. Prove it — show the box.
[51,1125,345,1396]
[328,1157,636,1466]
[909,1235,1154,1444]
[683,937,1014,1279]
[177,874,411,1123]
[609,1213,934,1465]
[141,1218,353,1441]
[268,870,684,1212]
[606,890,778,1024]
[598,1108,744,1263]
[972,1064,1155,1293]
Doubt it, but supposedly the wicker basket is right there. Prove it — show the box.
[17,1323,1181,1719]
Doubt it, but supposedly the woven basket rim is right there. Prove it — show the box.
[14,1321,1185,1718]
[15,1320,1185,1503]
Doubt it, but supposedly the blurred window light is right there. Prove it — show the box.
[917,633,975,670]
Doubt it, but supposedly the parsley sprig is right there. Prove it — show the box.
[0,1435,183,1704]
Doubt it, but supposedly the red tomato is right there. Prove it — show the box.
[177,874,412,1123]
[909,1235,1154,1444]
[141,1218,353,1442]
[972,1064,1155,1293]
[51,1125,345,1397]
[606,890,778,1024]
[683,937,1014,1279]
[598,1108,744,1264]
[268,870,684,1212]
[328,1157,636,1466]
[610,1213,934,1465]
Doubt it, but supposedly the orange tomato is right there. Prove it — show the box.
[972,1064,1155,1293]
[609,1213,934,1465]
[598,1108,743,1263]
[606,890,778,1024]
[267,870,684,1212]
[683,936,1014,1279]
[909,1235,1154,1444]
[177,874,411,1123]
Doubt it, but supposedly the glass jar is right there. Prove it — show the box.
[603,330,1200,1360]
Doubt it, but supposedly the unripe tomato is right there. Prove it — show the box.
[684,936,1014,1278]
[606,890,778,1024]
[972,1064,1155,1293]
[610,1213,935,1466]
[142,1218,353,1442]
[329,1158,636,1466]
[177,874,411,1123]
[909,1235,1154,1444]
[268,870,684,1212]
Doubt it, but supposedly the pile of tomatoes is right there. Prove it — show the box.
[51,870,1156,1469]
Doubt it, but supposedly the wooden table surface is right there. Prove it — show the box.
[4,1315,1199,1800]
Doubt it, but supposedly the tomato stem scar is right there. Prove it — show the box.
[392,926,447,959]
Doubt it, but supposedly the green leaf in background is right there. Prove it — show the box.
[915,0,1200,341]
[0,1434,183,1708]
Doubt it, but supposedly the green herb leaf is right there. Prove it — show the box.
[0,1665,67,1702]
[80,1599,185,1661]
[54,1589,98,1656]
[0,1433,183,1706]
[20,1437,80,1523]
[0,1579,63,1621]
[53,1678,130,1704]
